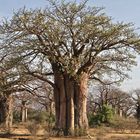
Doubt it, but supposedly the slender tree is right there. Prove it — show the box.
[0,0,140,135]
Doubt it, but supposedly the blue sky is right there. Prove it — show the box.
[91,0,140,91]
[0,0,140,91]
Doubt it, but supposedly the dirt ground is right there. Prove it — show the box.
[0,125,140,140]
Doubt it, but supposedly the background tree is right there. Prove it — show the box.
[14,91,32,123]
[132,89,140,123]
[0,66,28,128]
[0,0,140,135]
[88,84,134,118]
[87,83,135,127]
[28,81,54,114]
[0,52,35,127]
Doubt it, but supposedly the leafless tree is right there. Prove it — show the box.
[88,84,134,117]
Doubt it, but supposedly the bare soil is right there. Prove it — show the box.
[0,125,140,140]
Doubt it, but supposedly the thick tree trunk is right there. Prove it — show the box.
[0,94,13,128]
[64,75,75,135]
[52,63,88,135]
[74,73,89,130]
[53,71,66,130]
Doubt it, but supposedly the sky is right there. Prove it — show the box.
[90,0,140,91]
[0,0,140,91]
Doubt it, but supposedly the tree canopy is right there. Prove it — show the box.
[0,0,140,84]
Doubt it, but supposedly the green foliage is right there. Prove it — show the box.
[28,109,55,124]
[46,113,55,125]
[99,105,114,123]
[88,105,114,126]
[13,110,21,123]
[1,0,140,84]
[35,111,47,123]
[74,125,87,136]
[88,113,100,126]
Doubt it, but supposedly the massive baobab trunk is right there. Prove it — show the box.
[74,73,89,130]
[0,94,13,128]
[52,63,88,135]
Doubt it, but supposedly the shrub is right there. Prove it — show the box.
[28,109,55,125]
[110,116,138,132]
[13,110,21,123]
[74,125,87,136]
[26,121,40,139]
[34,111,48,124]
[99,105,114,123]
[88,105,114,126]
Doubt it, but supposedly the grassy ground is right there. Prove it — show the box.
[0,125,140,140]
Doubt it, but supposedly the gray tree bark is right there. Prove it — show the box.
[52,63,88,135]
[0,94,13,128]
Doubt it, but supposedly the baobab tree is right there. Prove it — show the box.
[0,0,140,135]
[0,55,34,127]
[0,67,26,128]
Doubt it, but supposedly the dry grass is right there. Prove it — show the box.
[0,125,140,140]
[0,139,12,140]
